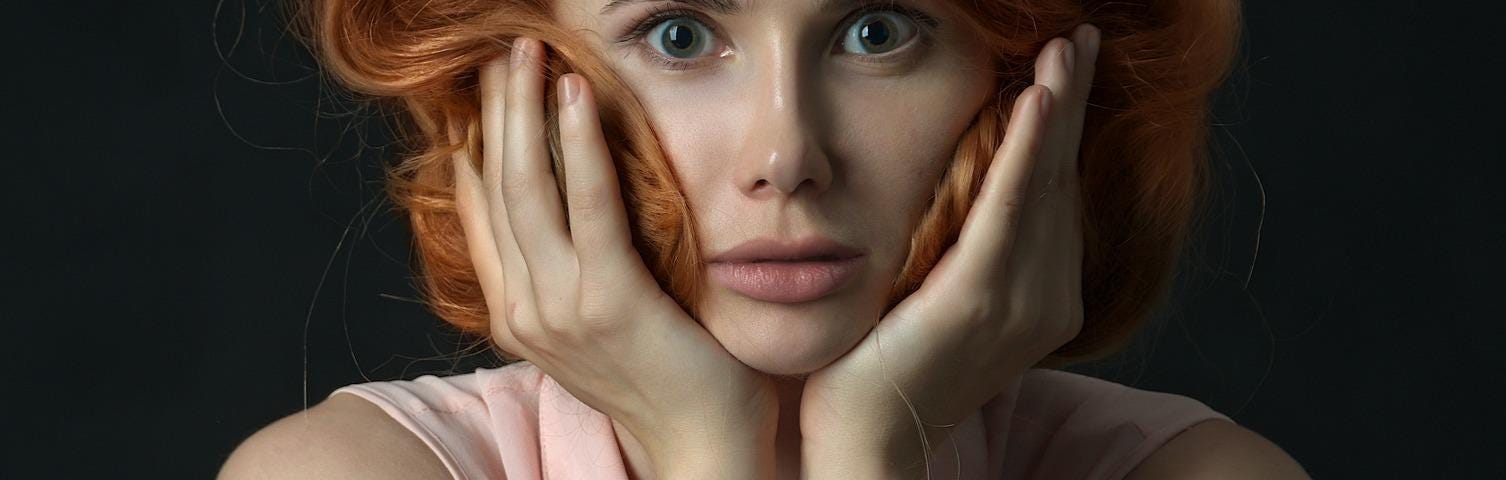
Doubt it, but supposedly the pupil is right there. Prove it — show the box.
[666,24,695,51]
[861,19,891,47]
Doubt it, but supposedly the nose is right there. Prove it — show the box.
[731,48,833,201]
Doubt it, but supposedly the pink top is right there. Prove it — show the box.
[331,362,1229,479]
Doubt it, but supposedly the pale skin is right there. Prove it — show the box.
[219,1,1310,478]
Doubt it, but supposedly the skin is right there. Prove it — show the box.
[479,0,1087,476]
[218,1,1311,479]
[552,0,1000,378]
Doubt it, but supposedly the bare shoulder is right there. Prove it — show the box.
[1125,418,1309,479]
[218,392,450,480]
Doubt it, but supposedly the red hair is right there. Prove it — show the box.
[290,0,1243,366]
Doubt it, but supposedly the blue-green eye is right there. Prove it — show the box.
[841,12,919,55]
[647,17,715,59]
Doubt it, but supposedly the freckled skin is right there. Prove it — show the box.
[553,1,996,375]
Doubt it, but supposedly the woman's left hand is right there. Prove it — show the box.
[800,24,1101,477]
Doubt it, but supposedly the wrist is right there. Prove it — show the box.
[801,449,921,480]
[651,432,777,480]
[614,409,779,480]
[801,424,946,480]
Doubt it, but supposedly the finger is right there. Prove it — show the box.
[449,124,527,358]
[1028,32,1092,312]
[1055,24,1097,305]
[556,74,644,284]
[1031,37,1076,198]
[480,53,547,346]
[953,84,1053,275]
[479,56,533,288]
[1063,23,1101,191]
[503,37,577,286]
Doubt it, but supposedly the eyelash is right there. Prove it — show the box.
[612,3,941,71]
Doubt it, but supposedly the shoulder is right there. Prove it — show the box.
[220,362,548,480]
[1012,369,1224,432]
[996,369,1307,479]
[1126,418,1310,479]
[218,392,450,479]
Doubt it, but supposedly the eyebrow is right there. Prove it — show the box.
[599,0,860,16]
[601,0,737,15]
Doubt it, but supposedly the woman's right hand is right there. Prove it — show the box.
[449,37,778,479]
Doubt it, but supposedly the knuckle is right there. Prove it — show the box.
[999,309,1037,339]
[533,301,570,335]
[996,295,1041,334]
[505,303,548,346]
[569,183,616,218]
[575,282,628,333]
[966,291,999,322]
[481,156,505,185]
[559,115,588,143]
[532,301,592,341]
[481,79,506,105]
[498,169,534,200]
[535,316,568,338]
[504,69,527,102]
[509,318,546,347]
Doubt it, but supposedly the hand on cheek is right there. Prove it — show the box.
[799,24,1102,477]
[450,37,778,479]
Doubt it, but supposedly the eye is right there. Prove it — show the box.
[614,3,940,71]
[645,16,717,60]
[840,11,921,56]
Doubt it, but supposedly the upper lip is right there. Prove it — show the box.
[708,236,864,263]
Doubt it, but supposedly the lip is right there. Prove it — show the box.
[707,236,865,303]
[708,236,864,263]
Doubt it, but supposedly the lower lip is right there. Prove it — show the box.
[708,256,864,304]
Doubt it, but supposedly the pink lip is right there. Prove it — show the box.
[707,236,865,303]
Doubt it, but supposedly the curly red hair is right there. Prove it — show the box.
[290,0,1243,366]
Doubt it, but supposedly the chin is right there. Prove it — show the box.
[699,289,883,376]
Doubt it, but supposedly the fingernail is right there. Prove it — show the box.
[559,74,579,106]
[511,37,531,69]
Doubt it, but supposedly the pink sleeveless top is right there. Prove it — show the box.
[330,362,1229,479]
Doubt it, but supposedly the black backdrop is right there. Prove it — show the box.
[3,0,1502,478]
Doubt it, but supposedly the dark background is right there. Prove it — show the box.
[3,0,1502,478]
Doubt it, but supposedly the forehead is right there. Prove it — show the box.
[587,0,887,16]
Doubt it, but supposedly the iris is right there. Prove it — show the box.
[844,12,915,55]
[651,19,711,58]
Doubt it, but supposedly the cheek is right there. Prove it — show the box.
[840,97,948,183]
[628,83,743,202]
[830,78,988,218]
[622,61,992,238]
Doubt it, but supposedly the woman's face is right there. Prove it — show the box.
[553,0,996,375]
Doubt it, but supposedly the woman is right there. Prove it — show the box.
[223,0,1308,478]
